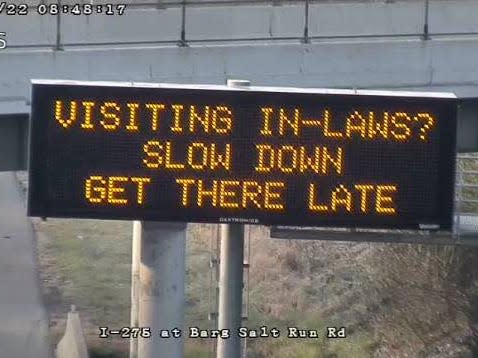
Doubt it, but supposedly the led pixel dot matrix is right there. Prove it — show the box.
[28,81,457,230]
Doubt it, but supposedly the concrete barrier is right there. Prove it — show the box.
[56,305,89,358]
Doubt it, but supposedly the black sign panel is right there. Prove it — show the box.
[28,80,457,230]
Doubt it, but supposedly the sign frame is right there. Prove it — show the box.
[268,225,478,246]
[27,79,458,231]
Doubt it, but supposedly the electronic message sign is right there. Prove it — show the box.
[28,80,457,230]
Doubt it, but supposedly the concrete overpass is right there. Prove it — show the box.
[2,0,478,171]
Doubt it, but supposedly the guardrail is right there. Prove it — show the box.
[3,0,478,50]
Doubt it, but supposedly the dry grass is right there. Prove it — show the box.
[32,221,478,357]
[33,218,132,357]
[31,217,382,357]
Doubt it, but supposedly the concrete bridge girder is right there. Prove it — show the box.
[2,1,478,170]
[1,39,478,98]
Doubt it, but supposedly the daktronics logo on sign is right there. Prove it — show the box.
[28,80,457,230]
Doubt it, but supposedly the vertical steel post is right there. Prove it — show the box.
[454,156,463,238]
[137,221,186,358]
[423,0,430,40]
[217,224,244,358]
[216,79,250,358]
[55,0,62,50]
[179,0,187,47]
[303,0,310,44]
[130,221,141,358]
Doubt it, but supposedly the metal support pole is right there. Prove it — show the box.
[454,157,463,238]
[129,221,141,358]
[55,0,63,50]
[137,221,187,358]
[423,0,430,40]
[217,79,251,358]
[178,0,188,47]
[217,224,245,358]
[302,0,310,44]
[242,225,251,358]
[216,78,250,358]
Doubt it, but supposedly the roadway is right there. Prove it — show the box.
[0,172,51,358]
